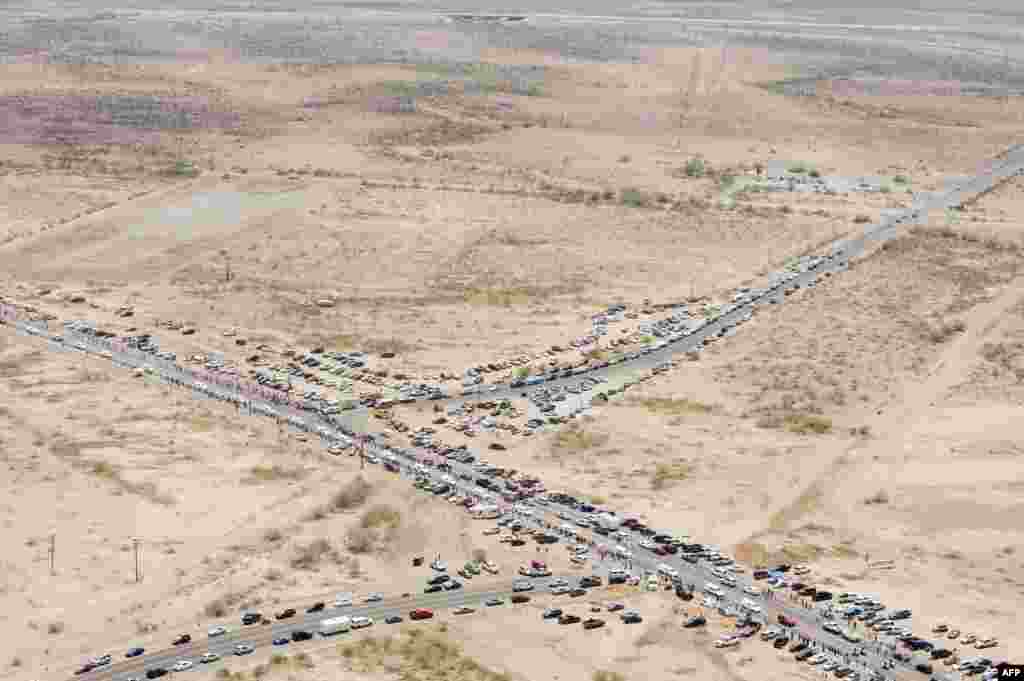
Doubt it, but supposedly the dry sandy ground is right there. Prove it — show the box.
[2,47,1024,681]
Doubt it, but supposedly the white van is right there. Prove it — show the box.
[703,583,724,597]
[320,616,351,636]
[656,564,679,580]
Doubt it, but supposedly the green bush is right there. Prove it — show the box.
[620,188,649,207]
[684,158,705,178]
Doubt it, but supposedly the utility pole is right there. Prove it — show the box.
[133,538,141,583]
[49,533,55,575]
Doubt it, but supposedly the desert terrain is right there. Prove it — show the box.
[1,14,1023,681]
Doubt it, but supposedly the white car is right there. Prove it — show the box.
[483,527,501,535]
[551,585,572,594]
[350,616,373,629]
[713,637,739,648]
[549,578,569,588]
[199,653,220,664]
[171,660,193,672]
[334,593,353,608]
[207,626,228,637]
[233,644,254,656]
[364,593,383,603]
[742,585,759,597]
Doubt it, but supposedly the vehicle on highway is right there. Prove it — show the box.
[291,630,313,642]
[773,636,789,649]
[424,584,443,594]
[306,602,325,613]
[199,653,220,664]
[272,636,290,646]
[606,603,625,612]
[621,610,642,624]
[444,580,463,591]
[569,588,587,597]
[543,608,563,619]
[485,597,505,607]
[364,592,383,603]
[513,580,534,592]
[454,606,475,615]
[233,644,254,656]
[334,593,354,608]
[208,625,229,637]
[145,668,168,679]
[320,616,352,636]
[126,647,145,658]
[241,612,262,626]
[410,608,434,620]
[172,660,193,672]
[684,616,706,628]
[385,615,403,624]
[172,634,191,646]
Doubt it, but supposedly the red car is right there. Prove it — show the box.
[410,608,434,620]
[778,614,797,627]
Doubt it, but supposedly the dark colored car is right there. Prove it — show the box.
[582,618,605,630]
[428,574,450,586]
[621,612,642,624]
[410,608,433,620]
[795,650,814,661]
[930,649,952,660]
[272,637,290,646]
[569,588,587,597]
[385,615,403,624]
[306,602,325,613]
[543,608,563,619]
[444,580,463,591]
[753,570,770,580]
[915,663,933,675]
[172,634,191,646]
[813,591,832,601]
[291,630,313,642]
[75,665,96,675]
[241,612,262,625]
[145,668,168,679]
[684,615,706,628]
[511,595,531,604]
[126,647,146,658]
[276,608,297,620]
[579,576,602,588]
[424,585,443,594]
[773,637,789,649]
[789,641,807,653]
[559,614,581,625]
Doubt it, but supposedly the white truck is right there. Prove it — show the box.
[596,512,621,531]
[320,616,351,636]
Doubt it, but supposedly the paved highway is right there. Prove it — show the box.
[5,145,1020,681]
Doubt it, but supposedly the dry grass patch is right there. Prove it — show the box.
[552,423,609,451]
[651,462,693,490]
[593,672,628,681]
[246,464,306,483]
[463,287,532,306]
[82,457,176,505]
[360,504,402,529]
[338,628,514,681]
[918,318,966,344]
[637,397,713,416]
[757,412,832,435]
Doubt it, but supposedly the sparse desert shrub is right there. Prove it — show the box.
[922,319,966,344]
[513,366,530,379]
[264,568,283,582]
[853,214,871,223]
[91,460,117,477]
[270,653,288,666]
[360,504,401,529]
[347,526,377,554]
[788,162,811,174]
[204,598,229,618]
[618,154,631,163]
[290,538,339,570]
[11,657,22,668]
[893,174,909,184]
[471,548,487,563]
[331,476,372,511]
[651,462,693,490]
[684,158,706,178]
[263,527,284,543]
[879,184,892,194]
[864,490,890,505]
[47,621,64,635]
[249,464,304,482]
[809,168,821,178]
